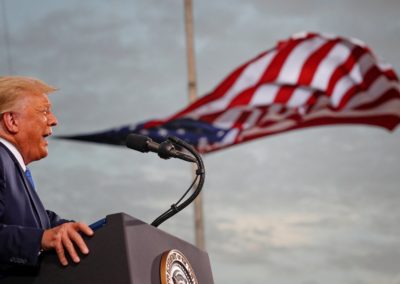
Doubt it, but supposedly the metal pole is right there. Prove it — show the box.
[183,0,205,250]
[184,0,198,102]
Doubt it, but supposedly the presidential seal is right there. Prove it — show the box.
[160,249,198,284]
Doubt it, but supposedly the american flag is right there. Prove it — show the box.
[63,32,400,153]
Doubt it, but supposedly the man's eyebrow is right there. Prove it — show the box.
[34,104,51,110]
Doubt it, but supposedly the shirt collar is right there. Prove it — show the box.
[0,138,26,171]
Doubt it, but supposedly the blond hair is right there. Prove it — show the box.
[0,76,57,114]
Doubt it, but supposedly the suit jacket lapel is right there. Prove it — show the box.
[0,143,50,229]
[17,166,50,229]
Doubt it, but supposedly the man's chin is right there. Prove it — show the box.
[41,149,49,159]
[34,149,49,162]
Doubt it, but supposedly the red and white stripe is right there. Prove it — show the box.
[164,32,400,152]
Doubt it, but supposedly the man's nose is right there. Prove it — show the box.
[48,112,58,126]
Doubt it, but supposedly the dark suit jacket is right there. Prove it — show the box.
[0,143,68,273]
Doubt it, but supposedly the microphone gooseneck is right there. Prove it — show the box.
[125,134,205,227]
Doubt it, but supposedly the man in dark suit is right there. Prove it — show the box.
[0,76,93,275]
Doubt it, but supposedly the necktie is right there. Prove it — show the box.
[25,168,36,190]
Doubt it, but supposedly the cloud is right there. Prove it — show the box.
[216,213,320,250]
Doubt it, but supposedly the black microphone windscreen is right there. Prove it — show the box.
[126,134,150,152]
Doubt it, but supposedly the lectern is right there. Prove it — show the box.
[3,213,214,284]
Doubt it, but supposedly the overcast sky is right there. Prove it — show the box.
[1,1,400,283]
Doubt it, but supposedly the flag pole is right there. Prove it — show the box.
[183,0,205,250]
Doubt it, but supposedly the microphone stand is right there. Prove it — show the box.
[151,136,205,227]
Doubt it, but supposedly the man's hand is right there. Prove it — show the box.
[41,222,94,266]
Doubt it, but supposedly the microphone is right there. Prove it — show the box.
[126,134,196,163]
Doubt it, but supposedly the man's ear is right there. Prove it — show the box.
[1,112,19,134]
